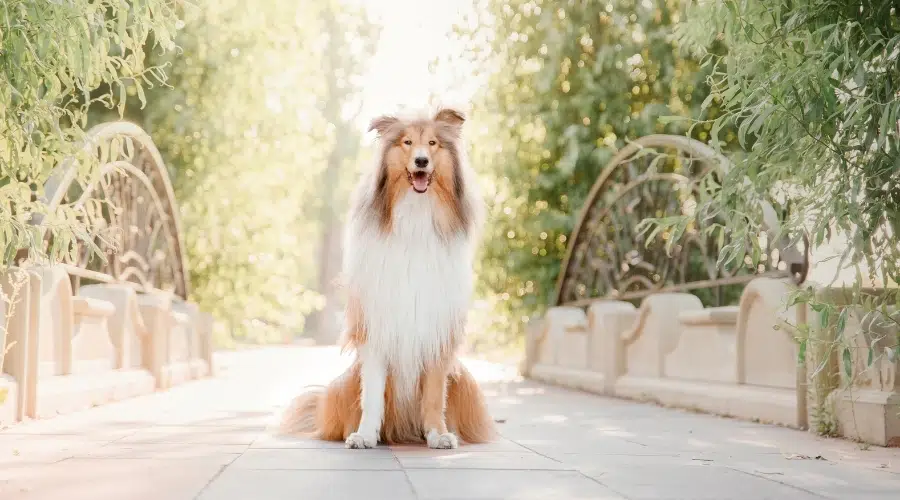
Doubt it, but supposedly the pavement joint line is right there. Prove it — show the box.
[491,434,571,467]
[497,434,641,500]
[572,470,636,500]
[726,463,831,499]
[190,454,241,500]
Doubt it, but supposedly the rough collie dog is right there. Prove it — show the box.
[279,108,494,449]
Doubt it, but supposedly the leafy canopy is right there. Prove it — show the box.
[655,0,900,285]
[641,0,899,434]
[1,0,177,268]
[459,0,721,345]
[123,0,378,344]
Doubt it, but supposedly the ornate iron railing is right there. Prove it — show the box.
[39,122,190,299]
[554,134,808,308]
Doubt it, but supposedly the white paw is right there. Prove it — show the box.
[345,432,377,449]
[426,429,459,449]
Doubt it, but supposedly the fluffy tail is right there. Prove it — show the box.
[278,386,325,436]
[447,362,497,444]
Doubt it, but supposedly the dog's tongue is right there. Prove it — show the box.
[412,174,429,192]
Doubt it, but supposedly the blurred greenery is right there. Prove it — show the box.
[6,0,894,364]
[96,0,378,345]
[1,1,177,373]
[1,0,177,269]
[456,0,730,346]
[641,0,900,434]
[648,0,899,288]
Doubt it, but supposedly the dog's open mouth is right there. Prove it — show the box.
[407,171,432,193]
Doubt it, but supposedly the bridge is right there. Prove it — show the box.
[1,124,898,499]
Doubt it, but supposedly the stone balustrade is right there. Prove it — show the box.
[527,276,900,446]
[832,306,899,446]
[0,266,214,427]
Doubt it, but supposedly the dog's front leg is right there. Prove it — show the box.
[421,360,458,449]
[346,348,386,449]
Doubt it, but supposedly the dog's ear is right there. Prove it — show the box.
[434,108,466,127]
[368,115,399,136]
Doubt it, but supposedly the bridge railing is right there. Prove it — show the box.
[41,121,191,299]
[1,122,212,426]
[554,134,808,309]
[526,133,898,447]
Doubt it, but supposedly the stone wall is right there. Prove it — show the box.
[527,277,900,447]
[0,266,215,426]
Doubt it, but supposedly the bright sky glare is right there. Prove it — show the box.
[357,0,481,129]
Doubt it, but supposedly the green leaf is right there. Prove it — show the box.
[643,224,665,247]
[877,102,894,149]
[842,347,853,380]
[658,115,690,124]
[836,308,848,338]
[117,82,127,117]
[866,347,874,367]
[853,64,866,88]
[724,1,738,20]
[820,76,837,114]
[797,338,807,364]
[136,83,147,109]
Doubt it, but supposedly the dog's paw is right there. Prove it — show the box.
[426,429,459,449]
[345,432,377,449]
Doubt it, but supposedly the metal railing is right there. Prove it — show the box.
[38,122,190,299]
[554,134,809,308]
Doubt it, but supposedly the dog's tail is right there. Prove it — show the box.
[447,362,497,444]
[278,386,325,436]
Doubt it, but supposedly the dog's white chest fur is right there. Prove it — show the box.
[344,193,472,393]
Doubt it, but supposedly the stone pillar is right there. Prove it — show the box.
[137,292,174,388]
[587,301,637,394]
[78,285,147,369]
[1,269,41,421]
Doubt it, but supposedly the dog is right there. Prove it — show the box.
[279,107,494,449]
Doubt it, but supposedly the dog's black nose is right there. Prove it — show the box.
[414,157,429,168]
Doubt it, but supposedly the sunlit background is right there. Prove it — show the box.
[102,0,504,351]
[42,0,892,360]
[358,0,481,120]
[83,0,763,352]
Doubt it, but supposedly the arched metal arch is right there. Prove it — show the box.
[553,134,809,308]
[41,122,191,299]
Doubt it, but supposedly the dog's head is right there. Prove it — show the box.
[368,108,466,195]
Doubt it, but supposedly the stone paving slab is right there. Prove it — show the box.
[0,346,899,500]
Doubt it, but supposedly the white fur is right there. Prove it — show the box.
[426,428,459,449]
[345,432,376,449]
[346,346,386,449]
[412,147,430,165]
[343,190,474,399]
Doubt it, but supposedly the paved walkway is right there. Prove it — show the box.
[1,347,899,500]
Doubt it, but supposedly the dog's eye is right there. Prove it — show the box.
[429,140,436,146]
[403,139,412,145]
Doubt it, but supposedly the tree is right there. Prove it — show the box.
[658,0,899,286]
[1,0,177,268]
[642,0,899,433]
[125,0,378,345]
[304,4,380,345]
[458,0,720,346]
